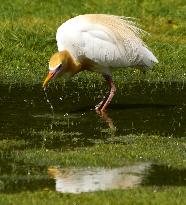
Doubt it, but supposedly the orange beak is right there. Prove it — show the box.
[43,71,54,88]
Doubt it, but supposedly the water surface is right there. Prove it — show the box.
[1,162,186,193]
[0,82,186,193]
[0,82,186,150]
[48,163,186,193]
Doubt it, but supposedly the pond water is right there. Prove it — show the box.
[48,163,186,193]
[0,81,186,193]
[1,82,186,147]
[1,161,186,193]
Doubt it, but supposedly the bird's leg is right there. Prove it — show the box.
[95,74,116,112]
[101,75,116,111]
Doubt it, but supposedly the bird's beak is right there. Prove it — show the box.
[43,71,55,88]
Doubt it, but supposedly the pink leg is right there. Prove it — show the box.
[95,74,116,112]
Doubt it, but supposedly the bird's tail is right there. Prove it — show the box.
[142,46,159,68]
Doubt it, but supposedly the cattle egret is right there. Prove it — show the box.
[43,14,158,112]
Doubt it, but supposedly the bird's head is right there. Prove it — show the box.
[43,51,70,88]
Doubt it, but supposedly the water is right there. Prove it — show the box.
[43,87,54,115]
[0,81,186,193]
[48,163,151,193]
[0,82,186,149]
[0,161,55,193]
[48,163,186,193]
[0,162,186,193]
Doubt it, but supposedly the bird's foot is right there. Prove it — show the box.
[95,102,103,110]
[95,108,116,131]
[95,95,108,112]
[95,106,106,114]
[95,102,107,113]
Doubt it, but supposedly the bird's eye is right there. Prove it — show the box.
[56,64,62,71]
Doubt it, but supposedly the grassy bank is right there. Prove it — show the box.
[1,135,185,168]
[1,187,186,205]
[0,0,185,85]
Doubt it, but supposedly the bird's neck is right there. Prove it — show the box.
[60,50,98,76]
[60,50,81,76]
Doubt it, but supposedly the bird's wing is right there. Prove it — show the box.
[57,15,158,68]
[57,20,130,68]
[79,24,126,67]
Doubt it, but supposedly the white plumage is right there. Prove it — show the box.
[56,14,158,73]
[43,14,158,112]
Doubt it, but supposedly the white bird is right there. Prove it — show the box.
[43,14,158,112]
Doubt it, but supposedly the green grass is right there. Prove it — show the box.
[0,0,186,204]
[2,135,185,168]
[0,0,185,85]
[1,188,186,205]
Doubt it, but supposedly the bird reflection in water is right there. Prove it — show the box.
[48,163,151,193]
